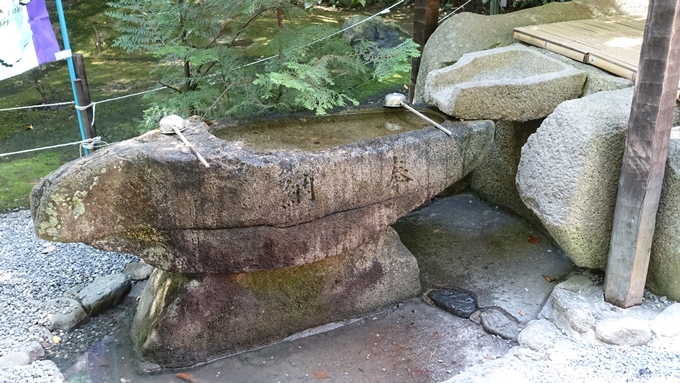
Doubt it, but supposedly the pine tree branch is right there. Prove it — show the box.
[224,7,269,49]
[208,79,252,110]
[158,81,181,93]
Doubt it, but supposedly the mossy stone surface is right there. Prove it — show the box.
[31,116,493,274]
[131,227,420,369]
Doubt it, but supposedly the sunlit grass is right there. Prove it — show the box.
[0,152,68,210]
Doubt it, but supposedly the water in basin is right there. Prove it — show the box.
[211,108,446,152]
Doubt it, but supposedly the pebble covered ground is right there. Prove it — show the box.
[2,208,680,383]
[0,209,138,382]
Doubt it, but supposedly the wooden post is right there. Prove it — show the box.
[73,54,97,143]
[408,0,439,103]
[604,0,680,308]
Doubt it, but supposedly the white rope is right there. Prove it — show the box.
[241,0,406,68]
[439,0,473,24]
[0,137,107,158]
[0,86,168,119]
[74,102,97,126]
[79,137,109,157]
[0,101,75,112]
[93,86,168,105]
[73,86,169,127]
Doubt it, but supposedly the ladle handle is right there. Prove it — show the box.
[173,126,211,168]
[399,102,452,136]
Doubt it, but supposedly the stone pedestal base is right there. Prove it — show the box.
[132,227,420,368]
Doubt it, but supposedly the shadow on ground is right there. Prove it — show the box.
[61,192,575,383]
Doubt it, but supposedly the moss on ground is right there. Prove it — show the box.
[0,152,64,211]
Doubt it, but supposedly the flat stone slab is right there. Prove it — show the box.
[429,288,478,319]
[30,115,493,274]
[423,44,586,121]
[132,227,421,368]
[0,352,31,369]
[41,297,87,331]
[123,260,154,281]
[75,274,131,315]
[480,308,520,341]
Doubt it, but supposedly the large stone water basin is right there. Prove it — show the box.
[30,110,494,274]
[423,44,586,121]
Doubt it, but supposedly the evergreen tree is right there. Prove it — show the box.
[106,0,419,128]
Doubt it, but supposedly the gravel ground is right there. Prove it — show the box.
[443,336,680,383]
[2,208,680,383]
[0,209,138,383]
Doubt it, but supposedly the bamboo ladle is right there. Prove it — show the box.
[384,93,452,136]
[159,115,210,168]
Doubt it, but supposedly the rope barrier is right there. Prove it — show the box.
[73,86,169,127]
[0,137,108,158]
[0,0,437,160]
[0,86,168,117]
[241,0,406,68]
[1,0,446,119]
[0,101,75,113]
[0,86,163,158]
[1,1,407,116]
[439,0,473,24]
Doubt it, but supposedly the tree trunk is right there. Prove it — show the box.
[277,7,283,29]
[408,0,439,103]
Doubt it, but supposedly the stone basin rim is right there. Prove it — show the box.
[206,106,456,154]
[30,115,495,275]
[431,44,583,87]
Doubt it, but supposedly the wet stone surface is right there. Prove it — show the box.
[428,288,478,319]
[480,308,520,341]
[62,300,511,383]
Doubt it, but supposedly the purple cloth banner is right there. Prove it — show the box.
[0,0,60,81]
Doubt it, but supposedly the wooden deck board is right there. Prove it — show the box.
[513,15,679,93]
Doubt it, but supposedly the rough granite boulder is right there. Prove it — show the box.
[551,288,596,334]
[595,317,651,346]
[413,0,647,103]
[465,58,630,227]
[652,303,680,337]
[423,45,586,121]
[516,88,634,269]
[469,119,543,226]
[30,117,493,274]
[648,131,680,301]
[132,227,420,368]
[517,319,563,352]
[463,47,631,225]
[0,352,31,369]
[517,88,680,301]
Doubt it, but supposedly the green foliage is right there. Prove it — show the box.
[305,0,368,9]
[107,0,419,127]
